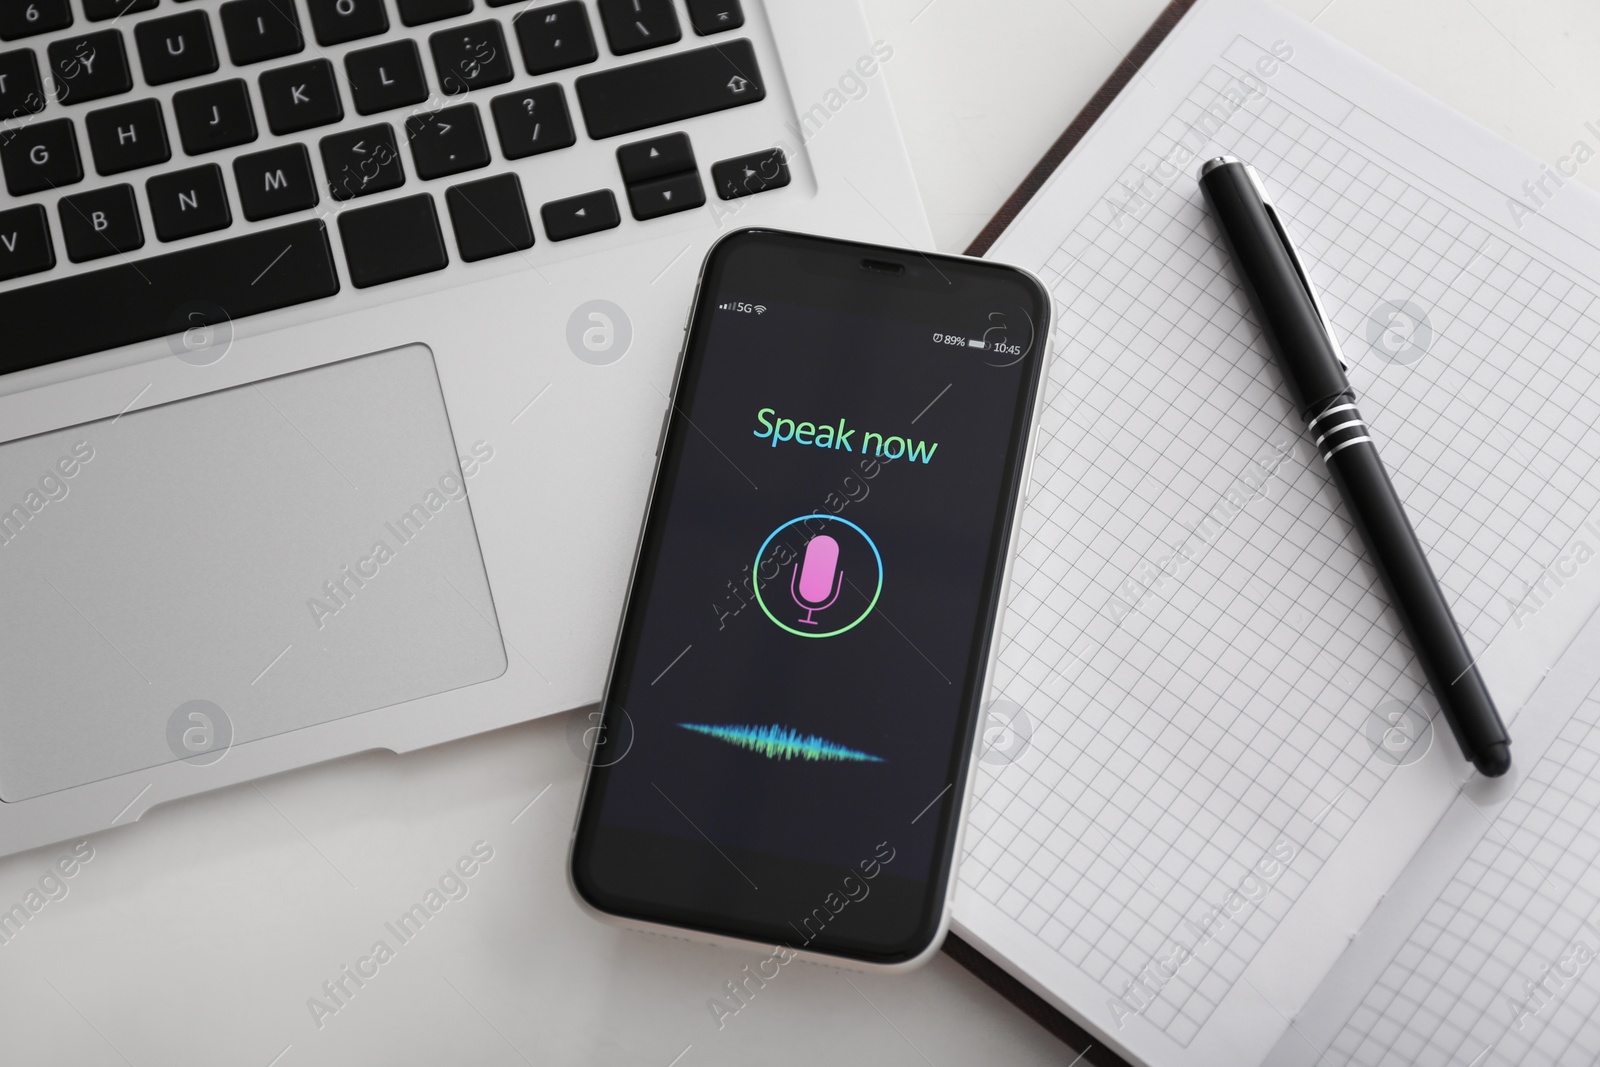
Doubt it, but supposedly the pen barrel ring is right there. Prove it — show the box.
[1307,396,1372,462]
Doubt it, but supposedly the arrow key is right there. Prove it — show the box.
[616,131,693,183]
[540,188,618,241]
[626,168,703,221]
[710,147,788,200]
[320,122,404,201]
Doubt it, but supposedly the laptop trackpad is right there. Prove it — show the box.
[0,344,507,801]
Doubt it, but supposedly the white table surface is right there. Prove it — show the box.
[5,2,1597,1065]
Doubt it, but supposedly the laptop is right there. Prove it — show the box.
[0,0,927,857]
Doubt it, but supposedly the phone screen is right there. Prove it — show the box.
[572,230,1047,962]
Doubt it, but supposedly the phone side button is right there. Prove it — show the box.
[654,407,671,456]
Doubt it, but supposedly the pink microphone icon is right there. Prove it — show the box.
[791,534,843,625]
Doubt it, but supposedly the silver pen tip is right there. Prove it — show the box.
[1199,155,1243,178]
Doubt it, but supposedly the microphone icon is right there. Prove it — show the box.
[791,533,843,625]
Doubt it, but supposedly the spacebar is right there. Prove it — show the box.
[0,220,340,375]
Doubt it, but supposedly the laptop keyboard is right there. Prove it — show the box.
[0,0,787,372]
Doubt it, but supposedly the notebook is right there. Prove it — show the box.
[949,1,1600,1065]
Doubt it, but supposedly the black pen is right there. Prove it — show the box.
[1198,155,1511,777]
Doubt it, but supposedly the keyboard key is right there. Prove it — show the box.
[345,39,426,114]
[596,0,678,56]
[397,0,471,27]
[338,192,446,287]
[1,117,82,195]
[710,147,787,199]
[86,98,169,175]
[58,183,142,261]
[148,162,231,240]
[0,47,45,118]
[220,0,304,66]
[446,172,531,261]
[307,0,388,45]
[575,39,764,139]
[430,19,511,95]
[0,220,339,372]
[83,0,158,21]
[234,143,317,220]
[260,58,342,134]
[489,83,574,159]
[320,122,402,200]
[134,12,217,86]
[405,102,487,180]
[626,169,701,220]
[540,188,617,241]
[512,2,595,75]
[685,0,741,34]
[50,30,133,104]
[616,131,691,183]
[173,78,257,154]
[0,0,72,41]
[0,204,54,281]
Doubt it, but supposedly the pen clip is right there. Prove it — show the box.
[1243,164,1351,372]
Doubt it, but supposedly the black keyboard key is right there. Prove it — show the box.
[307,0,388,45]
[446,172,531,261]
[220,0,304,66]
[0,204,54,281]
[0,47,45,118]
[405,101,487,179]
[83,0,158,21]
[540,188,616,241]
[234,142,317,220]
[172,78,257,154]
[0,0,71,41]
[260,58,342,134]
[489,83,573,160]
[616,131,691,183]
[148,162,231,240]
[685,0,741,34]
[711,147,787,199]
[50,30,132,104]
[397,0,470,27]
[596,0,678,56]
[512,2,594,76]
[134,13,217,86]
[576,39,763,139]
[320,121,402,200]
[626,169,701,220]
[338,192,445,287]
[0,220,339,371]
[86,98,169,175]
[58,183,142,261]
[344,39,426,114]
[1,117,82,194]
[430,19,510,95]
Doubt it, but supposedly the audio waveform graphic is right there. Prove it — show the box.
[677,723,885,763]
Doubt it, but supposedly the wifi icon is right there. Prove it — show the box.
[754,305,767,315]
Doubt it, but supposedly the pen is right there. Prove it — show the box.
[1198,155,1511,778]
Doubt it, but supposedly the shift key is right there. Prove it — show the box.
[574,39,763,140]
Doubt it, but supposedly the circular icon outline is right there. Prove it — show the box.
[752,515,883,639]
[979,698,1034,766]
[1365,298,1433,367]
[164,699,233,767]
[565,299,633,366]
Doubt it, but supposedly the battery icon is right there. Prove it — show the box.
[967,338,986,349]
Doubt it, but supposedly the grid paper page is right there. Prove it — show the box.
[1325,691,1600,1067]
[953,3,1600,1065]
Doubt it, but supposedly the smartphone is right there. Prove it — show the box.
[570,229,1050,969]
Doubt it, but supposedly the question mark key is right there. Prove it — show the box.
[490,85,576,159]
